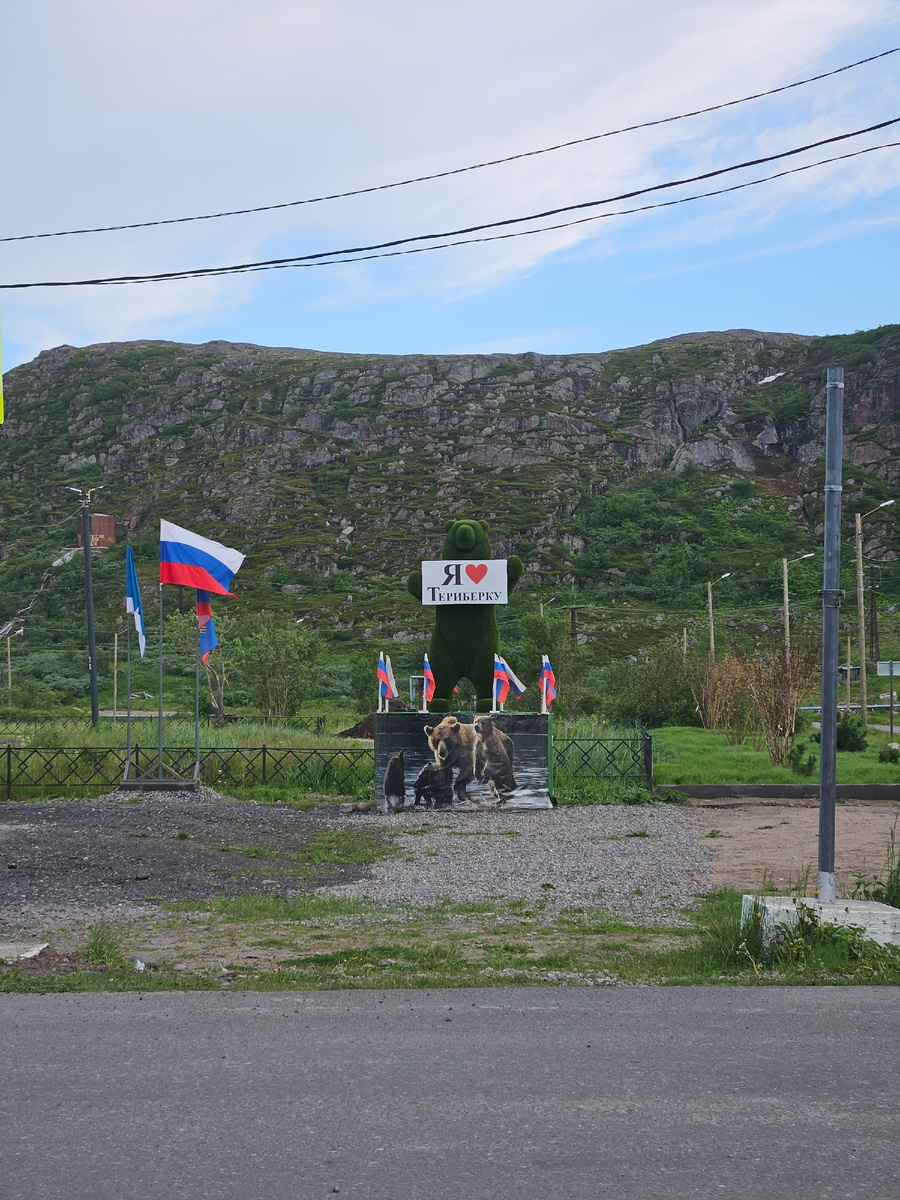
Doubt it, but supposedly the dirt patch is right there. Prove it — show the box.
[0,789,388,932]
[691,797,900,893]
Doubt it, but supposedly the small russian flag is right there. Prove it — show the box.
[196,589,218,665]
[502,657,526,699]
[540,654,557,708]
[493,654,510,707]
[385,655,398,700]
[376,652,392,700]
[423,653,436,702]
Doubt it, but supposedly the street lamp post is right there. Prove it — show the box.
[68,485,104,727]
[782,553,815,660]
[707,573,731,661]
[854,500,894,724]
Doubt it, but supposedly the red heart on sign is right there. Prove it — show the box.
[466,564,488,584]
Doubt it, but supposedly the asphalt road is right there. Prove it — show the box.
[1,987,897,1200]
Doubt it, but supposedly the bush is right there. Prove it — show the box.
[602,642,698,727]
[812,713,868,752]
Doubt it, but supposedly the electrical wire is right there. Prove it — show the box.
[3,116,898,289]
[1,45,897,245]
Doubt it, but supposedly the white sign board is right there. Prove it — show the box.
[877,662,900,675]
[421,559,508,605]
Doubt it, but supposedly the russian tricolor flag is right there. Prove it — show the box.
[540,655,557,708]
[423,653,436,703]
[196,589,218,665]
[160,520,245,596]
[502,657,526,699]
[493,654,510,707]
[377,652,392,701]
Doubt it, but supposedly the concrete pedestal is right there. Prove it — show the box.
[742,894,900,947]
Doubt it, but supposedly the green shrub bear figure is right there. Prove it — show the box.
[407,519,523,713]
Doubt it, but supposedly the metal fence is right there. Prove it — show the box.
[2,732,652,798]
[2,744,370,799]
[554,730,652,790]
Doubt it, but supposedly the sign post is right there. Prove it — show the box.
[877,662,900,736]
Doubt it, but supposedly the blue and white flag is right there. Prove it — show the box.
[125,546,146,658]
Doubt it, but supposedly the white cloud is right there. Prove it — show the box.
[1,0,898,363]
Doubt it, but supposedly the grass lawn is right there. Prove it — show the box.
[652,725,900,786]
[3,889,899,993]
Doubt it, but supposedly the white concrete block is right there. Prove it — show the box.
[741,895,900,947]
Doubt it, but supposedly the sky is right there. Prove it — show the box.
[2,0,900,369]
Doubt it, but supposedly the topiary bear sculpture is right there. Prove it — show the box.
[407,519,523,713]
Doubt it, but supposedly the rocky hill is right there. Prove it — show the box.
[2,324,900,641]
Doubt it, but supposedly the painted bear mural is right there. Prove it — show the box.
[424,716,478,803]
[474,715,517,804]
[407,519,523,713]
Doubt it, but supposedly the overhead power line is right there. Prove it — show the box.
[1,44,897,245]
[3,116,898,290]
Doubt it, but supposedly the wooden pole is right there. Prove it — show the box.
[855,512,868,723]
[847,635,851,713]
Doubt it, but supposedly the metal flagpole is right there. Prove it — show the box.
[157,584,164,780]
[125,624,132,780]
[194,611,201,781]
[818,366,844,903]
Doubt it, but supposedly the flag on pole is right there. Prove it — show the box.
[502,657,526,699]
[125,547,146,658]
[385,655,399,700]
[196,589,218,664]
[159,520,245,596]
[540,655,557,707]
[423,653,436,702]
[493,654,510,707]
[376,652,391,702]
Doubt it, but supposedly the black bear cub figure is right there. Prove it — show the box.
[382,751,405,811]
[412,761,454,809]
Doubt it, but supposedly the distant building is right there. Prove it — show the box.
[76,513,116,548]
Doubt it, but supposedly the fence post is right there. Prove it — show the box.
[135,744,140,778]
[639,724,653,791]
[262,743,267,785]
[5,743,11,801]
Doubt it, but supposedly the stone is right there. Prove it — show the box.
[742,895,900,947]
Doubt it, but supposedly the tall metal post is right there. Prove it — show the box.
[818,367,844,903]
[707,581,716,661]
[80,493,100,727]
[782,557,791,660]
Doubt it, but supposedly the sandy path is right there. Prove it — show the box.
[692,798,900,894]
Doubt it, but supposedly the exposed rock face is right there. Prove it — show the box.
[2,326,899,575]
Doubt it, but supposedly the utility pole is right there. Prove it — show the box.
[707,573,731,661]
[854,500,894,724]
[855,511,868,724]
[869,565,880,663]
[69,485,104,727]
[818,367,844,904]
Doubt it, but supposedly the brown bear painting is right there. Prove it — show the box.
[474,715,517,804]
[412,761,454,808]
[376,712,551,813]
[382,751,405,810]
[424,717,477,803]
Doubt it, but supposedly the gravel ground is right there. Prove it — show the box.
[328,805,712,926]
[0,787,371,932]
[1,790,712,933]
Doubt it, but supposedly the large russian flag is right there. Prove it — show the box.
[160,520,245,596]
